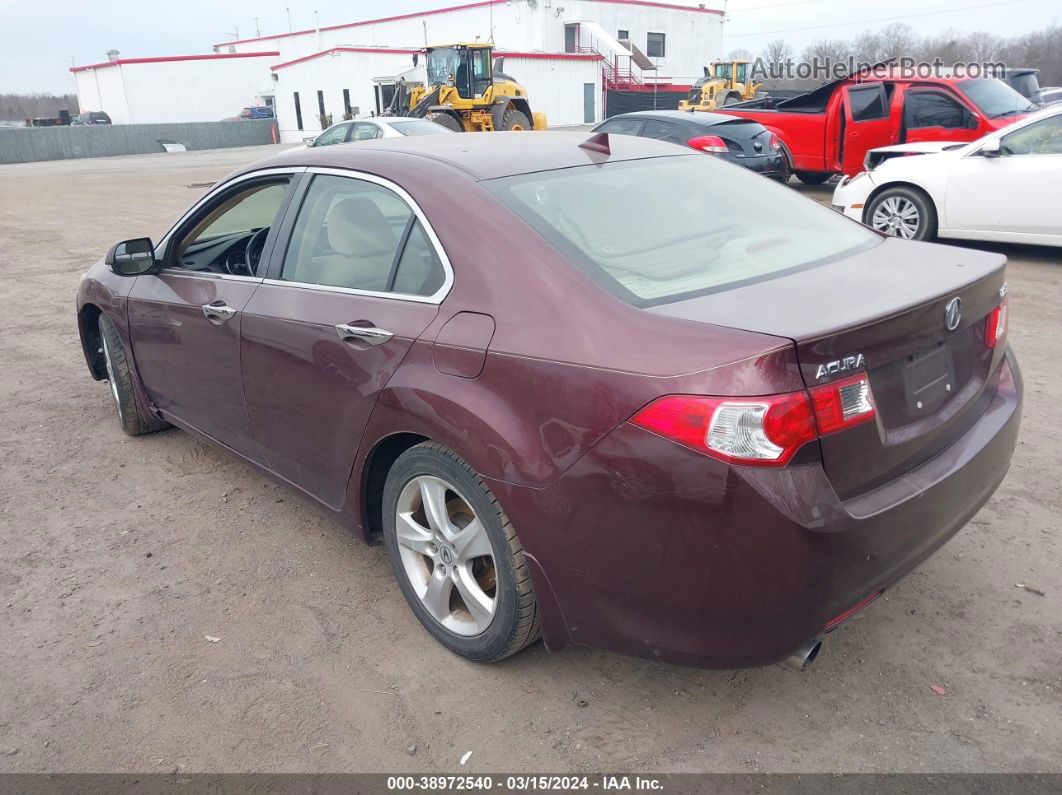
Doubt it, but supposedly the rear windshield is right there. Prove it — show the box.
[390,119,454,136]
[958,78,1034,118]
[485,156,878,307]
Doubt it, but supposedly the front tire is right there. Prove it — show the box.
[426,111,464,132]
[498,108,531,131]
[98,315,169,436]
[382,442,540,662]
[865,186,937,241]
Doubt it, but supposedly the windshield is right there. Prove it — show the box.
[487,156,878,307]
[390,119,455,135]
[426,48,461,85]
[958,78,1034,118]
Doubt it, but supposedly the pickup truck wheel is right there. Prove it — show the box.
[795,171,831,185]
[865,186,937,241]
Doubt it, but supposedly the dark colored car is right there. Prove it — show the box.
[77,133,1021,669]
[71,111,112,125]
[592,110,788,181]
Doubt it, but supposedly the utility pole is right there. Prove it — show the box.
[286,7,293,35]
[253,17,262,37]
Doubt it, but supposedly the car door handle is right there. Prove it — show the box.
[202,302,238,322]
[335,322,393,346]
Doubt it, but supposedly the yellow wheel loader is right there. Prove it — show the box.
[384,43,547,132]
[678,60,763,112]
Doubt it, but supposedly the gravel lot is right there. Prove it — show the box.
[0,144,1060,774]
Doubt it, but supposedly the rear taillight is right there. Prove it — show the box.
[768,132,781,150]
[632,375,877,467]
[687,134,728,154]
[631,392,818,467]
[809,373,876,435]
[985,298,1008,347]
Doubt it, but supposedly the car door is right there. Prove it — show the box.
[840,83,894,174]
[902,89,978,144]
[240,169,451,508]
[639,118,687,147]
[126,170,300,457]
[945,114,1062,237]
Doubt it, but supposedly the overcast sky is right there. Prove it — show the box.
[1,0,1058,94]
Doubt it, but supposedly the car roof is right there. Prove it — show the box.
[605,110,739,125]
[246,131,693,181]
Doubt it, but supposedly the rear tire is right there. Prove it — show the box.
[382,442,540,662]
[795,171,831,185]
[499,108,531,131]
[864,186,937,241]
[98,315,169,436]
[426,112,464,132]
[721,91,743,106]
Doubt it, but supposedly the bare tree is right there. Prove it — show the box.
[761,39,792,68]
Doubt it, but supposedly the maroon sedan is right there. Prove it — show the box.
[77,132,1021,669]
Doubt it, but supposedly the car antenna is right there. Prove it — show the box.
[579,132,610,155]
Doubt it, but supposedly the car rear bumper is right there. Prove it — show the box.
[492,351,1022,668]
[722,152,788,181]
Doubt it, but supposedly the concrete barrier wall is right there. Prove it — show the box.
[0,120,277,164]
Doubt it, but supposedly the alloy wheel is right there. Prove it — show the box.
[100,332,124,422]
[871,196,921,239]
[394,475,498,636]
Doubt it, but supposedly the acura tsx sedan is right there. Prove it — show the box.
[77,132,1021,669]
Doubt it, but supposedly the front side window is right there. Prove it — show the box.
[281,175,444,297]
[173,180,290,270]
[1001,115,1062,155]
[597,118,643,135]
[314,123,350,147]
[646,32,665,58]
[906,92,967,129]
[486,156,877,307]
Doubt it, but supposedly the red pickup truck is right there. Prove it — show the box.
[723,71,1034,181]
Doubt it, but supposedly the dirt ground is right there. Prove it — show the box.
[0,144,1060,774]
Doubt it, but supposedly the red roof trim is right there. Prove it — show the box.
[70,51,279,73]
[215,0,721,48]
[270,46,602,71]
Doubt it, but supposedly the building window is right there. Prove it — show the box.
[564,24,578,53]
[317,90,326,116]
[646,32,665,58]
[618,29,629,40]
[343,89,352,116]
[293,91,303,131]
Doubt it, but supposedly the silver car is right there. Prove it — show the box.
[306,117,454,148]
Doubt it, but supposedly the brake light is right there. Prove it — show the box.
[631,392,817,466]
[687,134,728,154]
[985,298,1007,347]
[768,132,781,150]
[632,375,878,466]
[809,373,876,435]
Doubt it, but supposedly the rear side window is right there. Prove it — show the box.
[906,92,967,129]
[640,119,682,143]
[486,157,877,307]
[281,174,444,297]
[848,85,887,121]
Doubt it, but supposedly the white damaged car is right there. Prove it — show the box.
[832,104,1062,246]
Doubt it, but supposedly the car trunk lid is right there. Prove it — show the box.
[648,238,1008,498]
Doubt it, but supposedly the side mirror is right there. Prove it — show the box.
[106,238,157,276]
[980,137,1002,158]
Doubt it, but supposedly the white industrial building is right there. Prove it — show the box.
[71,52,279,125]
[72,0,722,139]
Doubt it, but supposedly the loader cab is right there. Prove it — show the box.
[713,61,750,84]
[425,44,493,100]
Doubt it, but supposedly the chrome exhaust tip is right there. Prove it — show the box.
[783,638,822,671]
